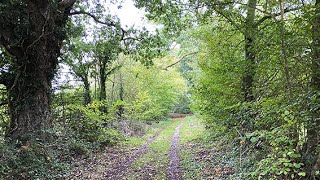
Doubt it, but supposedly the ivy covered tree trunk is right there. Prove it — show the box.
[7,60,53,139]
[83,77,92,105]
[242,0,257,102]
[99,62,107,101]
[0,0,74,140]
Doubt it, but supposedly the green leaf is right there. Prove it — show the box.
[250,137,258,143]
[298,172,306,176]
[293,163,301,168]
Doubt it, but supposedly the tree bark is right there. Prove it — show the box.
[242,0,257,102]
[83,77,92,105]
[117,73,124,118]
[7,64,52,139]
[99,61,107,101]
[0,0,72,140]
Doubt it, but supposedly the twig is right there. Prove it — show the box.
[163,51,198,70]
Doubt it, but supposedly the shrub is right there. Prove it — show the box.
[66,101,122,145]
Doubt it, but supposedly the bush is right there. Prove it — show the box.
[66,101,122,145]
[246,129,306,179]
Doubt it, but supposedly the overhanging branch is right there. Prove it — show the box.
[215,8,243,33]
[164,51,198,70]
[255,6,304,26]
[106,65,122,76]
[68,10,126,40]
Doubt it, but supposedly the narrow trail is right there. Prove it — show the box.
[69,129,163,179]
[167,122,183,180]
[105,129,163,179]
[69,116,235,179]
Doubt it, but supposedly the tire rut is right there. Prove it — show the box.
[167,123,182,180]
[105,129,163,179]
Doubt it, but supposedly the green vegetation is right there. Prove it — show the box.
[1,0,320,179]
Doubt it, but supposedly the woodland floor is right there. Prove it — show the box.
[68,116,236,180]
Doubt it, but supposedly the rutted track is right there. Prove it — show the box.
[167,122,183,180]
[105,129,163,179]
[69,129,164,180]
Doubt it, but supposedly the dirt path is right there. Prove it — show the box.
[167,123,182,180]
[69,117,236,179]
[105,129,163,179]
[69,129,163,179]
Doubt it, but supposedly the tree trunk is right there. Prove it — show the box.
[117,73,124,118]
[110,74,115,102]
[99,62,107,101]
[242,0,257,102]
[83,77,92,105]
[7,61,52,139]
[0,0,72,140]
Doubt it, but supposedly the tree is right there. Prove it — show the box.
[0,0,127,140]
[242,0,257,102]
[0,0,77,139]
[93,29,122,101]
[134,0,306,103]
[64,37,93,105]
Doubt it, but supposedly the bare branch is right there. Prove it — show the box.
[214,8,244,33]
[164,51,198,70]
[68,10,126,40]
[106,65,122,76]
[122,36,143,42]
[255,6,304,26]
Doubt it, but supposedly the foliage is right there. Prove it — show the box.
[190,23,244,128]
[105,56,187,122]
[173,93,191,114]
[251,136,305,179]
[150,1,320,178]
[1,0,320,179]
[0,127,91,179]
[66,101,122,144]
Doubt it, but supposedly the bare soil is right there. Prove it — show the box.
[167,123,183,180]
[168,113,191,119]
